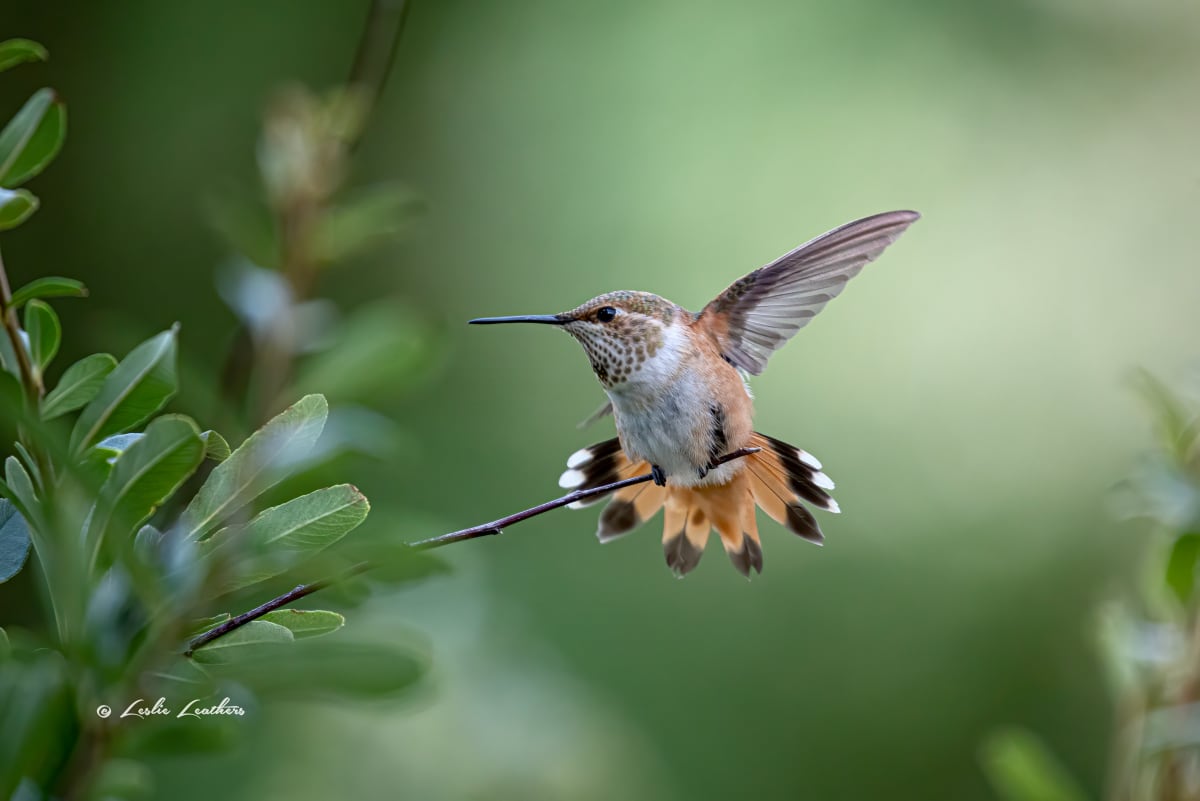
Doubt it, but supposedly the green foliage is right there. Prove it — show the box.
[0,39,442,801]
[22,299,58,372]
[85,414,205,567]
[983,376,1200,801]
[0,187,36,229]
[41,352,116,420]
[0,88,65,188]
[0,500,30,583]
[191,620,295,664]
[69,327,179,454]
[0,39,47,74]
[8,276,87,309]
[980,729,1088,801]
[181,394,328,540]
[204,482,368,590]
[260,608,344,638]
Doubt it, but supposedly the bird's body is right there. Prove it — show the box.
[471,210,919,577]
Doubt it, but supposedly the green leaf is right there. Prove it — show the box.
[8,277,87,310]
[0,627,9,658]
[85,415,204,566]
[41,353,116,420]
[980,728,1087,801]
[261,609,344,639]
[0,40,48,74]
[1167,533,1200,606]
[200,430,231,462]
[190,619,293,664]
[0,88,65,187]
[0,187,37,230]
[70,328,178,454]
[181,394,328,540]
[4,457,38,530]
[11,442,40,490]
[206,484,368,589]
[0,500,30,583]
[207,639,426,699]
[23,300,58,371]
[184,613,231,639]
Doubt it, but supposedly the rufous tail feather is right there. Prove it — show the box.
[558,433,838,577]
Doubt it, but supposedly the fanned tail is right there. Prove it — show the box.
[559,432,838,578]
[558,438,667,542]
[742,432,839,546]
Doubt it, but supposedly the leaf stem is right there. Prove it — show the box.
[0,244,43,402]
[185,447,761,655]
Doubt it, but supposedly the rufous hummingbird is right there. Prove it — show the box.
[470,210,919,577]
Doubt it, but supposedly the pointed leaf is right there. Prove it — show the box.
[0,89,66,187]
[261,609,344,639]
[4,457,38,529]
[8,277,87,309]
[0,500,30,583]
[23,300,59,371]
[0,187,37,230]
[11,442,41,490]
[0,40,48,74]
[190,619,293,664]
[207,485,367,590]
[181,394,328,540]
[70,328,177,454]
[41,353,116,420]
[86,415,204,565]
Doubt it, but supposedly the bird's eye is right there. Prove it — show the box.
[595,306,618,323]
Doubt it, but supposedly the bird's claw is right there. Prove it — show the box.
[697,465,709,479]
[651,465,667,486]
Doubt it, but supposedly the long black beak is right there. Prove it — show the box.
[468,314,566,326]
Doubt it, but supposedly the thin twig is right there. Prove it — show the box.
[346,0,411,152]
[185,447,761,655]
[0,244,43,403]
[184,561,371,656]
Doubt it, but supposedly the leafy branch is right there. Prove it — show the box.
[185,446,761,655]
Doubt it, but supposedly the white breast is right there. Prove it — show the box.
[606,325,734,486]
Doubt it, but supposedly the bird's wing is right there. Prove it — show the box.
[697,210,919,375]
[577,400,613,429]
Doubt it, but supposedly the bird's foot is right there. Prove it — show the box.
[697,464,709,479]
[651,465,667,486]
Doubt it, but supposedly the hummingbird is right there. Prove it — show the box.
[470,210,919,577]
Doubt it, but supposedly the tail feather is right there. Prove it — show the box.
[559,437,666,541]
[662,499,707,576]
[560,431,837,576]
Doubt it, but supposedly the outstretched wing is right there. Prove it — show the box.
[698,210,919,375]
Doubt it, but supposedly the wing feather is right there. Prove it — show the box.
[699,210,919,374]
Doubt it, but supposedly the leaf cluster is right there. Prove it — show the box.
[0,41,443,800]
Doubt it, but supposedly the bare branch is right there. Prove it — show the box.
[184,447,761,655]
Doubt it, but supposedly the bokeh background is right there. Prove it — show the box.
[3,0,1200,798]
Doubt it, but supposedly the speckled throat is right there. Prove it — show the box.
[560,291,678,387]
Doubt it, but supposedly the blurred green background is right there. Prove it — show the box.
[3,0,1199,798]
